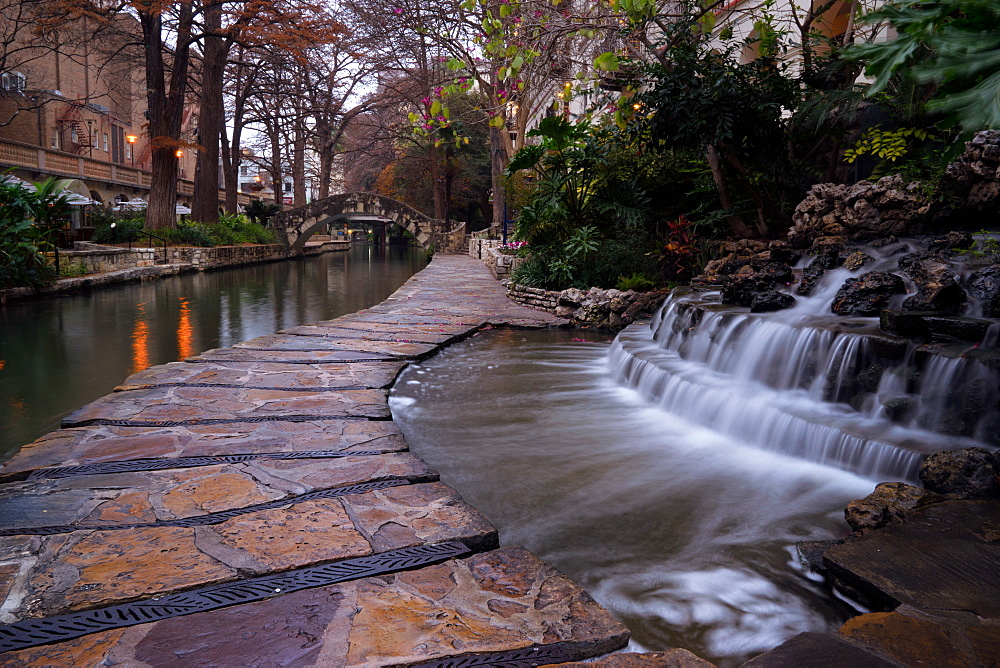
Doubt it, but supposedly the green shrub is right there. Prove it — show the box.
[92,217,144,244]
[59,261,89,277]
[616,272,658,291]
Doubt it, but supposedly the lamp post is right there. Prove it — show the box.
[125,134,137,167]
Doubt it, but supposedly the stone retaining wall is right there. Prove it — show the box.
[54,246,157,274]
[468,239,523,279]
[506,282,669,330]
[164,244,289,269]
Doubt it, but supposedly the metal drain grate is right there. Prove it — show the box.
[0,450,390,483]
[410,644,578,668]
[63,414,371,428]
[0,541,470,654]
[0,479,408,536]
[119,383,369,392]
[189,356,393,364]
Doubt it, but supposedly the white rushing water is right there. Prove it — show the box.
[392,239,996,664]
[391,329,873,666]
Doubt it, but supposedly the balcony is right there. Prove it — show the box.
[0,137,256,205]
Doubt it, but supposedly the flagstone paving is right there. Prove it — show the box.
[0,255,643,665]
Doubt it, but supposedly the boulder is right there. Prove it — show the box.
[919,448,1000,499]
[897,252,967,313]
[797,248,843,296]
[722,275,777,307]
[968,265,1000,318]
[788,176,934,248]
[844,482,945,533]
[751,291,795,313]
[842,251,875,271]
[944,130,1000,212]
[831,271,906,316]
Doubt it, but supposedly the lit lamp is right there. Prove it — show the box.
[175,149,184,158]
[125,134,137,166]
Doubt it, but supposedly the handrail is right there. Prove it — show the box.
[124,229,169,265]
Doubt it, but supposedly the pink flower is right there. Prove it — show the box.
[421,97,431,104]
[393,7,402,13]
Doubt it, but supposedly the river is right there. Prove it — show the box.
[0,245,426,458]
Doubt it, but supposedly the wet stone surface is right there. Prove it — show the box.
[117,360,407,391]
[61,385,391,426]
[1,419,408,475]
[1,547,628,667]
[0,256,627,666]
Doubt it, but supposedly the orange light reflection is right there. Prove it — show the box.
[177,298,193,360]
[131,303,150,373]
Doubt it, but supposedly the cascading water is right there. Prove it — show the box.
[609,239,998,482]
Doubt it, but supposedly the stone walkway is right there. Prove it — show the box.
[0,255,638,666]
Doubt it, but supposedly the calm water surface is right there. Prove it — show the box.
[391,327,874,666]
[0,245,426,457]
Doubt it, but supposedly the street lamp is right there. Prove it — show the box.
[175,149,184,159]
[125,134,137,167]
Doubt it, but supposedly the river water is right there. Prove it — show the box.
[0,245,426,458]
[391,327,875,666]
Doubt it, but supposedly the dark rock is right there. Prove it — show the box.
[881,396,912,421]
[721,275,776,307]
[901,283,968,313]
[923,315,994,343]
[797,248,843,296]
[767,245,801,266]
[842,251,875,271]
[742,632,899,668]
[794,540,843,577]
[844,482,945,533]
[757,262,793,284]
[897,252,967,313]
[919,448,1000,499]
[968,265,1000,317]
[868,236,899,248]
[826,499,1000,618]
[858,364,884,393]
[831,272,906,316]
[750,291,795,313]
[927,231,974,254]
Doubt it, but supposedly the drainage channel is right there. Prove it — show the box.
[0,541,471,654]
[0,450,392,483]
[0,478,422,536]
[61,414,376,428]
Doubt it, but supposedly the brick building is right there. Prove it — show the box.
[0,10,232,210]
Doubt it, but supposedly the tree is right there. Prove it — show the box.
[850,0,1000,132]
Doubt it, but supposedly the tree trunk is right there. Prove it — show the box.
[140,4,193,229]
[293,122,306,207]
[489,124,508,229]
[705,143,753,238]
[191,0,224,223]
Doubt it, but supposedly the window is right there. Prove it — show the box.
[50,130,60,150]
[70,127,78,143]
[103,133,109,152]
[283,182,291,192]
[1,71,25,92]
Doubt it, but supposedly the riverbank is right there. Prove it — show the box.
[0,255,651,665]
[0,239,350,304]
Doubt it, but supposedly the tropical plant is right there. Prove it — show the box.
[849,0,1000,133]
[0,179,64,290]
[244,200,280,226]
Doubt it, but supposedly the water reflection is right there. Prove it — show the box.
[131,303,150,373]
[0,245,425,458]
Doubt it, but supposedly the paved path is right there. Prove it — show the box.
[0,255,636,666]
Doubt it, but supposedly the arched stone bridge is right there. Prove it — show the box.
[273,192,467,253]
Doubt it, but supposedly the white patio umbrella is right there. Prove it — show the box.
[175,203,192,214]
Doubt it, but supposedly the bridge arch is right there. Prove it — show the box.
[273,192,465,252]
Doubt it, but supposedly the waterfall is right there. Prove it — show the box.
[609,288,996,482]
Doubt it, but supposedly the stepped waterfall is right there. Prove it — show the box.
[608,241,998,482]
